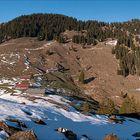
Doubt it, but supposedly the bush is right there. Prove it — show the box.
[112,48,115,54]
[119,96,140,114]
[81,102,92,113]
[97,98,118,115]
[78,70,85,84]
[57,34,67,43]
[117,69,123,75]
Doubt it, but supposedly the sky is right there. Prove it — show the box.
[0,0,140,23]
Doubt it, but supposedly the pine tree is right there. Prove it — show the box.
[78,70,85,84]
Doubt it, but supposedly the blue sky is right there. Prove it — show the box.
[0,0,140,23]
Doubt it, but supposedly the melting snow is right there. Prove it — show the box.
[0,87,138,139]
[25,41,55,51]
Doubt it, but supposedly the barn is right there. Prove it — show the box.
[15,83,30,90]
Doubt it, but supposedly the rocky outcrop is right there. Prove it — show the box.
[6,118,27,128]
[103,134,119,140]
[0,121,21,135]
[64,130,77,140]
[7,130,38,140]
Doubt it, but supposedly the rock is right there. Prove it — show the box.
[0,121,21,135]
[17,121,27,128]
[7,130,38,140]
[132,132,140,137]
[21,102,26,105]
[80,134,90,140]
[32,119,46,125]
[64,130,77,140]
[108,119,123,124]
[6,118,27,128]
[103,134,119,140]
[109,115,116,120]
[56,127,68,133]
[0,130,9,139]
[56,127,77,140]
[108,116,123,124]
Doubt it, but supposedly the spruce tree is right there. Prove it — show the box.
[79,70,85,84]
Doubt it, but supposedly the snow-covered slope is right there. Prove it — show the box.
[0,92,139,140]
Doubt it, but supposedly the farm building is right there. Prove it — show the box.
[15,75,32,90]
[15,83,30,90]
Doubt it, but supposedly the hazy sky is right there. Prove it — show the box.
[0,0,140,23]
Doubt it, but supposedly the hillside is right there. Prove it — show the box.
[0,14,140,140]
[1,14,140,79]
[0,37,140,105]
[0,87,138,140]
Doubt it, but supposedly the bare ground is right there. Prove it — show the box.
[0,37,140,104]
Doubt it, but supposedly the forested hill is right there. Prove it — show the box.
[0,13,107,43]
[0,13,140,45]
[1,14,140,77]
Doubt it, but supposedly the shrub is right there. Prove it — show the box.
[97,98,118,115]
[119,96,140,114]
[78,70,85,84]
[117,69,123,75]
[81,102,92,113]
[112,48,115,54]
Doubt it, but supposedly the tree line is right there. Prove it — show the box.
[0,13,107,43]
[1,14,140,45]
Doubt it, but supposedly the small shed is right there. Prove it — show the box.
[15,83,30,90]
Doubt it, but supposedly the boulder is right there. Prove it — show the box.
[80,134,90,140]
[56,127,77,140]
[64,130,77,140]
[103,134,119,140]
[132,132,140,137]
[56,127,68,133]
[32,119,46,125]
[7,130,38,140]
